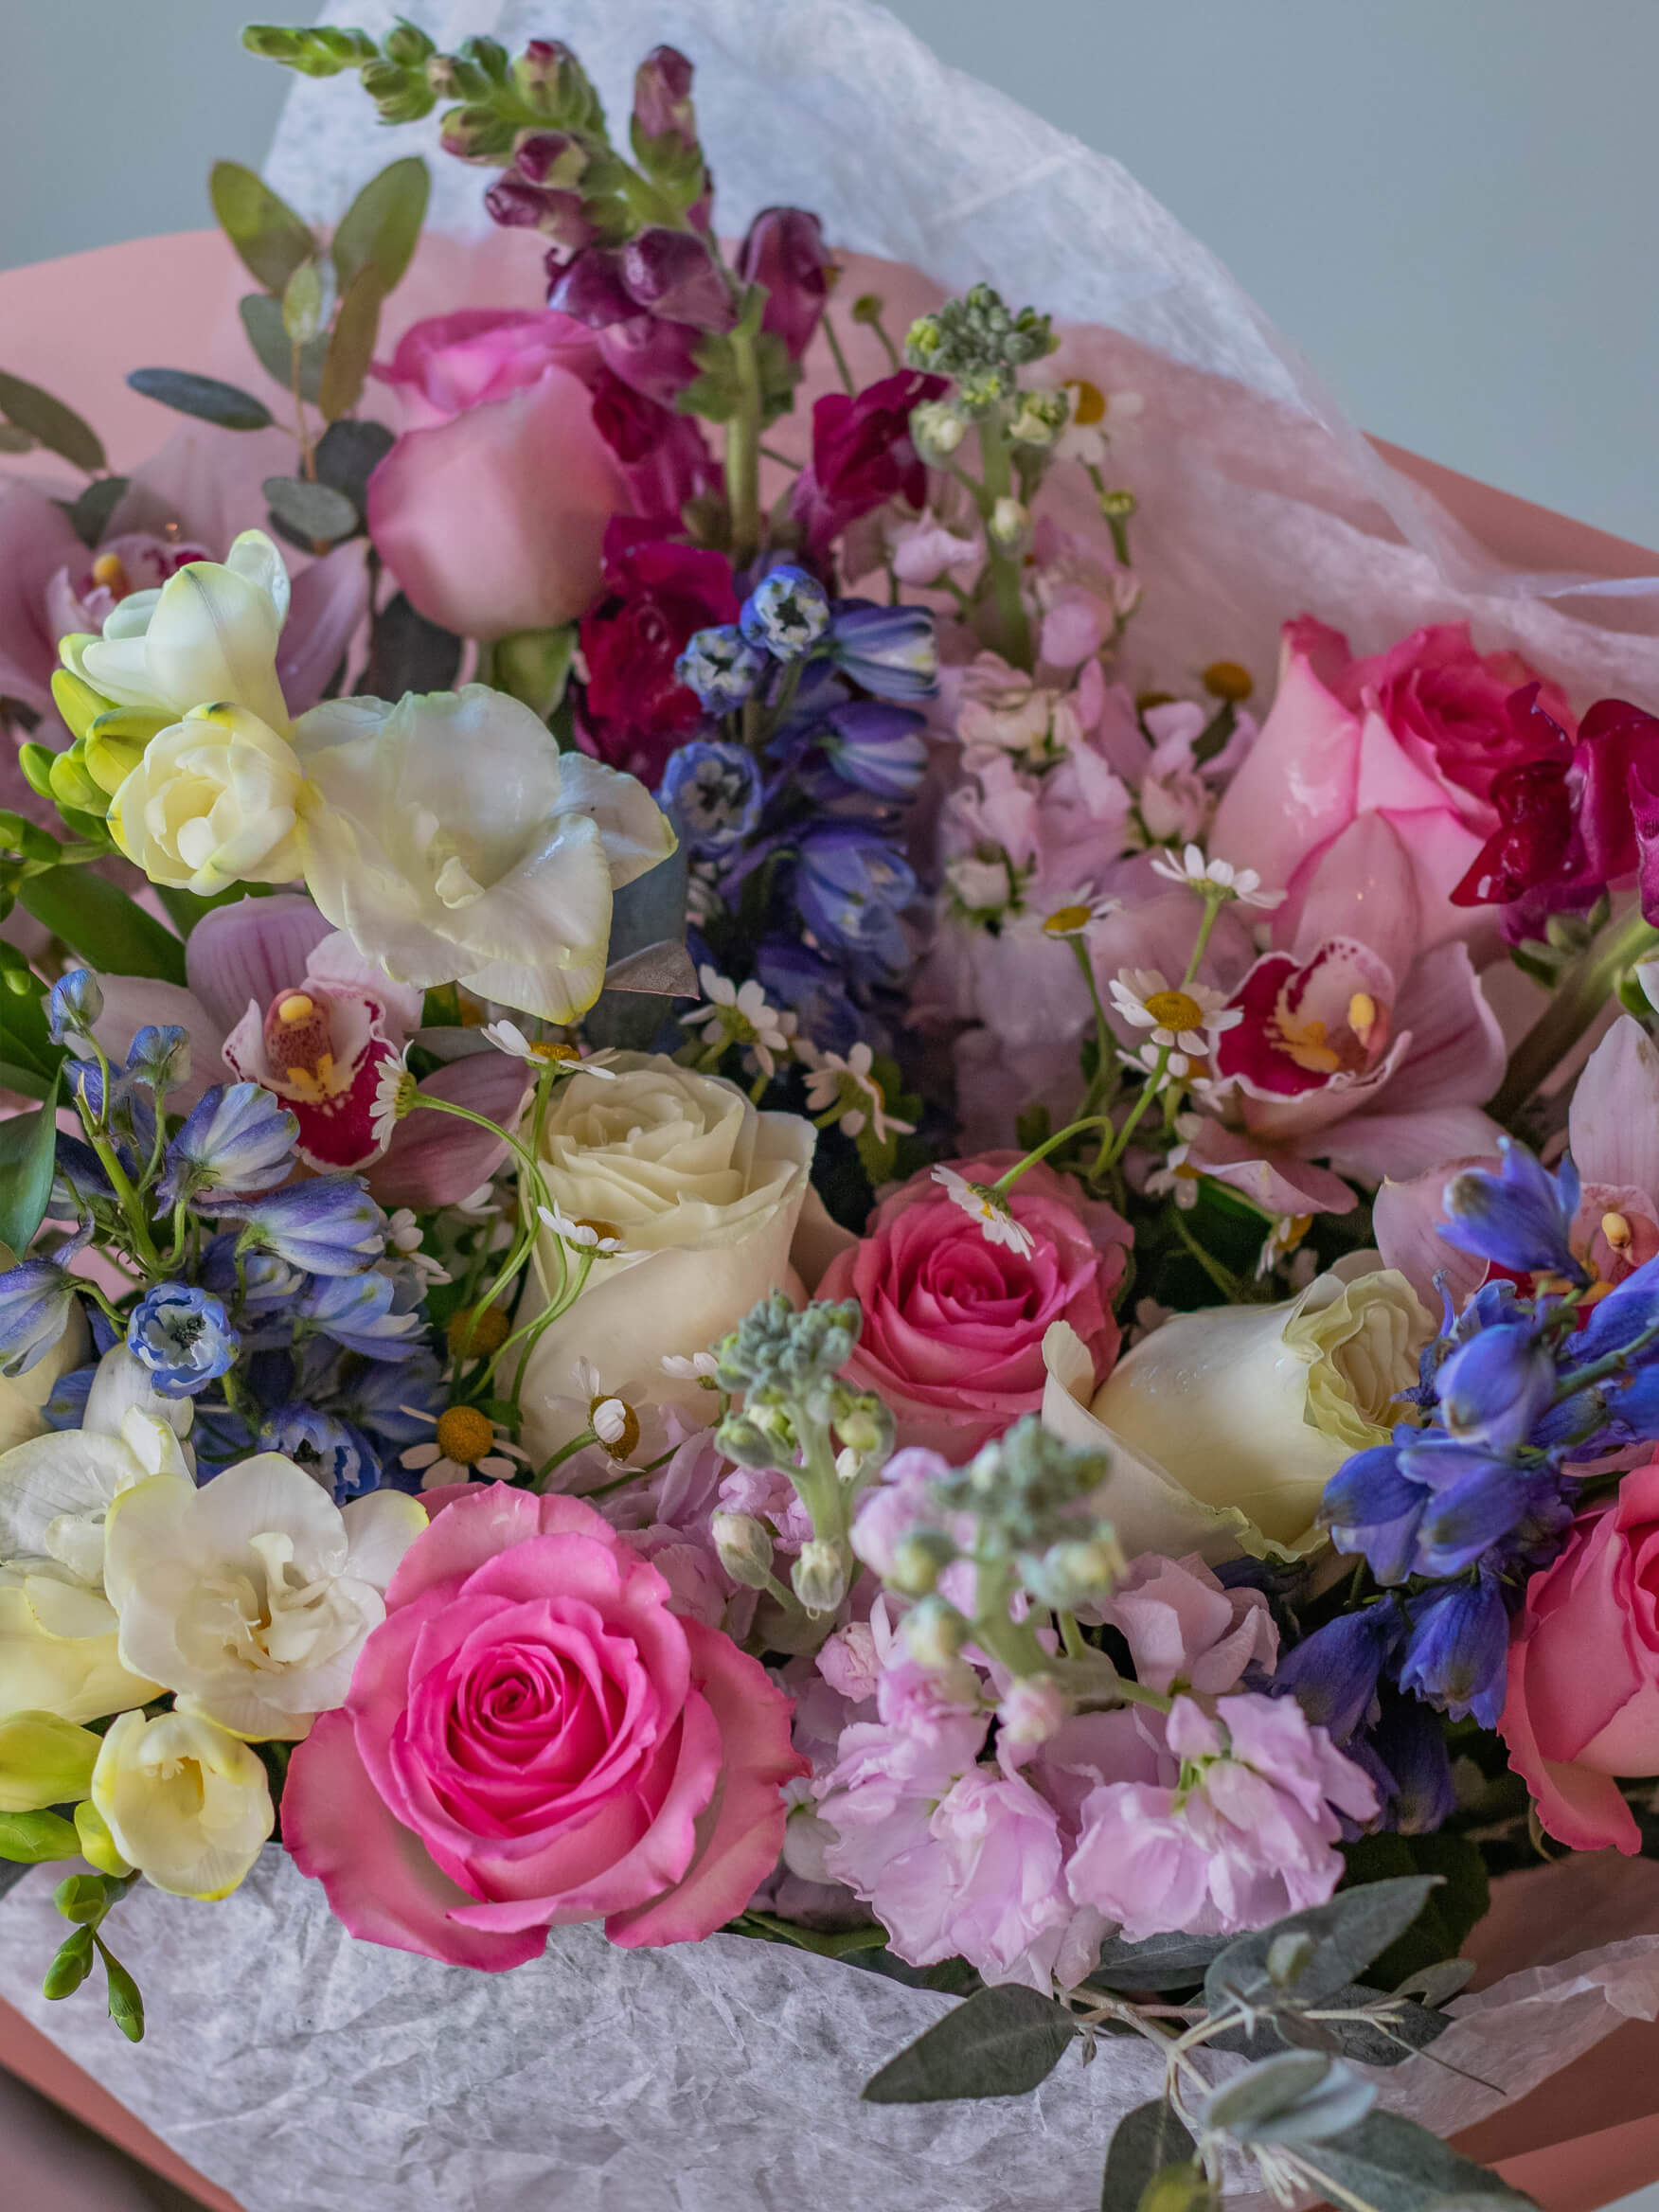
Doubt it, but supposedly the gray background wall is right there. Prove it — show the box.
[1,0,1656,546]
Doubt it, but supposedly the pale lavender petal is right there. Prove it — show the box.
[278,540,372,715]
[1182,1120,1357,1216]
[366,1052,532,1209]
[1288,812,1419,982]
[1320,1104,1506,1188]
[1375,944,1507,1115]
[1568,1016,1659,1198]
[1372,1162,1493,1312]
[91,976,223,1109]
[0,477,84,712]
[184,893,334,1036]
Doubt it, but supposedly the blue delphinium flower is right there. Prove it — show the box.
[51,1133,115,1219]
[0,1226,91,1377]
[1434,1323,1555,1450]
[740,564,830,660]
[755,938,864,1058]
[675,623,766,712]
[46,968,103,1051]
[824,598,938,698]
[1438,1137,1584,1285]
[1366,1690,1458,1835]
[124,1024,192,1097]
[42,1363,96,1431]
[296,1268,427,1360]
[63,1060,155,1161]
[223,1175,384,1276]
[200,1235,301,1318]
[1271,1605,1400,1740]
[159,1081,298,1205]
[1399,1576,1508,1727]
[339,1347,447,1460]
[127,1283,241,1399]
[260,1402,380,1505]
[658,740,765,858]
[794,824,918,981]
[817,702,929,800]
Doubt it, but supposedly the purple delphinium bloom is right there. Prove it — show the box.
[223,1175,384,1276]
[1438,1138,1583,1285]
[794,823,918,983]
[127,1282,240,1399]
[260,1402,380,1506]
[825,599,938,699]
[659,740,765,858]
[740,565,830,661]
[159,1081,298,1205]
[296,1268,427,1361]
[674,626,765,714]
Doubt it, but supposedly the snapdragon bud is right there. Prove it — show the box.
[711,1511,776,1592]
[792,1539,848,1617]
[1007,388,1069,446]
[359,56,436,122]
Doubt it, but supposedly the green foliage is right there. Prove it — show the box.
[127,368,275,432]
[1293,2110,1536,2212]
[0,1808,81,1864]
[59,475,131,548]
[18,867,187,984]
[43,1924,96,1999]
[359,592,463,701]
[319,267,388,422]
[209,160,316,294]
[862,1983,1079,2103]
[1100,2102,1204,2212]
[332,156,430,294]
[0,975,62,1101]
[262,475,360,545]
[314,418,396,517]
[0,370,107,473]
[241,293,329,401]
[0,1069,62,1256]
[1340,1832,1490,1988]
[1203,1875,1441,2015]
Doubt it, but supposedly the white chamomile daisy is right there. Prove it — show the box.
[1256,1212,1315,1278]
[385,1207,451,1288]
[801,1043,915,1143]
[370,1053,414,1145]
[538,1204,627,1257]
[482,1020,620,1076]
[572,1358,648,1462]
[1054,380,1144,467]
[1039,892,1119,939]
[1108,968,1240,1055]
[662,1350,722,1386]
[1144,1113,1204,1208]
[932,1164,1036,1259]
[1149,844,1285,909]
[400,1404,528,1491]
[683,967,794,1080]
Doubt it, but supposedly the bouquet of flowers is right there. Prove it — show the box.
[1,9,1657,2207]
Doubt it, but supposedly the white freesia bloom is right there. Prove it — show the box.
[91,1705,274,1901]
[102,1453,426,1741]
[62,529,293,736]
[0,1347,192,1723]
[1043,1257,1433,1561]
[519,1055,817,1460]
[110,702,307,893]
[294,686,676,1023]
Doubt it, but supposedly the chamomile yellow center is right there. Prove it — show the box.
[446,1305,511,1357]
[1043,903,1095,936]
[1202,660,1254,704]
[435,1405,497,1466]
[1068,378,1107,426]
[1143,989,1204,1032]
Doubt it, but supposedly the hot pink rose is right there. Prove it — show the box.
[816,1153,1130,1455]
[366,310,717,641]
[1500,1459,1659,1855]
[283,1485,806,1970]
[1211,616,1573,951]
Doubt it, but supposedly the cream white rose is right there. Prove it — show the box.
[294,685,676,1023]
[62,528,294,736]
[92,1705,274,1901]
[103,1453,425,1741]
[1043,1257,1432,1561]
[110,702,307,893]
[519,1055,819,1462]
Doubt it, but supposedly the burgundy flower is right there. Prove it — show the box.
[736,207,832,362]
[576,520,739,783]
[790,369,949,562]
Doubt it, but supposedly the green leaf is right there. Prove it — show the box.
[1204,1877,1440,2017]
[19,868,186,984]
[0,1069,61,1256]
[0,981,60,1085]
[1092,1929,1234,1992]
[239,293,329,404]
[331,155,430,294]
[60,475,131,549]
[0,1807,81,1864]
[315,418,396,516]
[358,590,462,699]
[319,266,387,422]
[0,423,33,454]
[262,475,360,544]
[281,259,330,346]
[43,1923,96,1999]
[0,371,106,473]
[862,1984,1079,2104]
[209,160,315,295]
[1101,2101,1201,2212]
[1340,1834,1490,1989]
[1198,2053,1377,2147]
[127,368,274,432]
[1294,2110,1539,2212]
[1209,1980,1452,2070]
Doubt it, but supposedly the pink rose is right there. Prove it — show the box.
[1500,1459,1659,1854]
[1211,616,1573,952]
[283,1485,806,1970]
[816,1153,1130,1455]
[366,310,717,640]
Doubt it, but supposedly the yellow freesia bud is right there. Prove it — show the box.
[91,1707,273,1901]
[49,663,113,742]
[46,741,107,818]
[0,1710,102,1811]
[73,1797,134,1878]
[83,730,149,797]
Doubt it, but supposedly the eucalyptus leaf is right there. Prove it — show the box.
[314,418,396,516]
[0,1806,81,1864]
[1341,1833,1490,1988]
[127,368,274,433]
[240,294,329,404]
[1395,1959,1477,2007]
[209,160,315,295]
[862,1984,1079,2104]
[1101,2101,1199,2212]
[61,474,131,549]
[1293,2110,1539,2212]
[0,1069,61,1255]
[1199,2054,1377,2148]
[262,475,360,544]
[358,591,462,699]
[19,868,187,984]
[331,155,430,294]
[319,266,387,422]
[0,371,106,473]
[281,259,330,346]
[1204,1878,1440,2015]
[0,423,33,454]
[1092,1929,1234,1993]
[1206,1981,1453,2069]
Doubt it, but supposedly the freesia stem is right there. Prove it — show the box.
[1490,904,1659,1127]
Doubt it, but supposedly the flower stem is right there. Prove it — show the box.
[991,1115,1115,1192]
[1490,903,1659,1127]
[726,329,763,568]
[973,413,1032,670]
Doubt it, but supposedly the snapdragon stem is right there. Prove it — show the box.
[820,313,856,397]
[1491,904,1659,1127]
[726,329,763,568]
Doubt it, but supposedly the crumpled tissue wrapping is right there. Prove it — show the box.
[1,1848,1657,2212]
[7,0,1659,2202]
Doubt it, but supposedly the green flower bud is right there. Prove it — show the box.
[791,1539,847,1618]
[383,22,437,65]
[711,1511,776,1592]
[888,1528,956,1597]
[0,1712,100,1814]
[901,1594,968,1670]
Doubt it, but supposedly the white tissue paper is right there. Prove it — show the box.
[6,3,1659,2203]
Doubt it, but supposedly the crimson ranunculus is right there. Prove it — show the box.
[576,520,739,783]
[283,1486,805,1970]
[815,1152,1131,1455]
[790,369,948,562]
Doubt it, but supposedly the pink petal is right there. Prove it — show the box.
[1182,1119,1357,1217]
[604,1618,809,1946]
[1499,1635,1640,1856]
[366,1050,532,1209]
[1318,1104,1505,1187]
[278,540,372,716]
[1376,944,1507,1115]
[91,975,223,1109]
[1372,1162,1493,1313]
[184,894,333,1037]
[383,1481,548,1611]
[0,479,84,713]
[1569,1016,1659,1199]
[291,1036,404,1171]
[1288,814,1419,981]
[1209,646,1358,902]
[282,1707,547,1970]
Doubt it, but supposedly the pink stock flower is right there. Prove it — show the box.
[1066,1692,1377,1941]
[1211,616,1574,953]
[816,1153,1130,1455]
[366,310,717,640]
[1499,1458,1659,1855]
[283,1484,806,1970]
[1097,1554,1277,1694]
